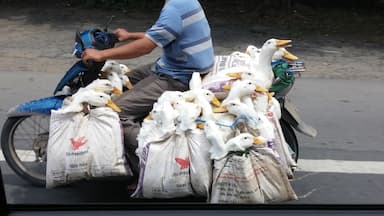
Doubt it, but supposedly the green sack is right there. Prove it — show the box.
[269,61,295,93]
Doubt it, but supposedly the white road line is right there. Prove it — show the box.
[1,150,384,175]
[0,150,36,162]
[298,159,384,175]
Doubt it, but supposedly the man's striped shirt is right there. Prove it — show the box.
[145,0,214,84]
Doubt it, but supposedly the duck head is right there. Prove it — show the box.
[245,45,261,60]
[273,48,298,61]
[87,91,121,112]
[101,60,121,73]
[87,78,123,95]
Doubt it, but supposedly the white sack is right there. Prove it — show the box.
[46,108,130,189]
[87,107,129,178]
[186,129,212,198]
[133,133,194,199]
[46,110,91,188]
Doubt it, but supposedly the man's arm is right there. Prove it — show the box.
[113,28,146,42]
[82,36,157,62]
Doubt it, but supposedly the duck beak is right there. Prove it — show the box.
[211,96,222,107]
[253,136,267,145]
[196,122,205,129]
[213,105,228,113]
[267,92,275,102]
[226,72,242,79]
[125,81,133,90]
[222,84,232,90]
[145,114,153,120]
[255,85,269,92]
[283,49,298,61]
[112,87,123,95]
[106,99,121,112]
[276,39,292,48]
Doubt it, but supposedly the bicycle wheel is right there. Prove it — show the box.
[1,114,50,187]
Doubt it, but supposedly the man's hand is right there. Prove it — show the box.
[81,48,105,64]
[113,28,130,42]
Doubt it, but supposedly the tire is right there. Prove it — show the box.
[279,119,299,162]
[1,115,50,187]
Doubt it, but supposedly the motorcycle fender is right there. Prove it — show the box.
[6,96,63,117]
[282,98,318,138]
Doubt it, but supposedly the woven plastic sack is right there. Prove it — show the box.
[249,148,298,203]
[210,149,297,204]
[202,55,251,99]
[210,151,265,203]
[132,133,194,199]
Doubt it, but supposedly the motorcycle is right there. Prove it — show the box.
[1,18,119,186]
[0,19,316,187]
[270,59,318,162]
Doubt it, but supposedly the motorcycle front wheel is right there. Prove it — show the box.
[1,114,50,187]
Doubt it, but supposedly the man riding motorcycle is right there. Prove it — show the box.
[81,0,215,185]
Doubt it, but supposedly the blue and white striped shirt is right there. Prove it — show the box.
[145,0,214,85]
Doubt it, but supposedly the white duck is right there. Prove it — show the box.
[136,100,179,157]
[101,60,133,93]
[225,133,266,153]
[245,44,261,62]
[118,63,133,90]
[215,79,268,113]
[272,47,298,62]
[230,51,252,60]
[62,79,122,108]
[59,89,121,114]
[156,90,185,106]
[80,78,122,95]
[203,119,229,160]
[149,100,179,133]
[229,38,292,89]
[225,99,275,142]
[173,100,202,132]
[184,72,222,119]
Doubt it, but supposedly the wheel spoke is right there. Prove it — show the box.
[3,114,50,186]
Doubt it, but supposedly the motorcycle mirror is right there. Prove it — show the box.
[104,15,115,32]
[75,30,85,50]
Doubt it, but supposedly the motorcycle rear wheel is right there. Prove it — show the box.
[280,119,299,162]
[1,115,50,187]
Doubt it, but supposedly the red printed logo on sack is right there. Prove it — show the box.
[70,136,87,150]
[175,157,190,169]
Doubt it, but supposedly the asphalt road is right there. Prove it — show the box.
[1,69,384,205]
